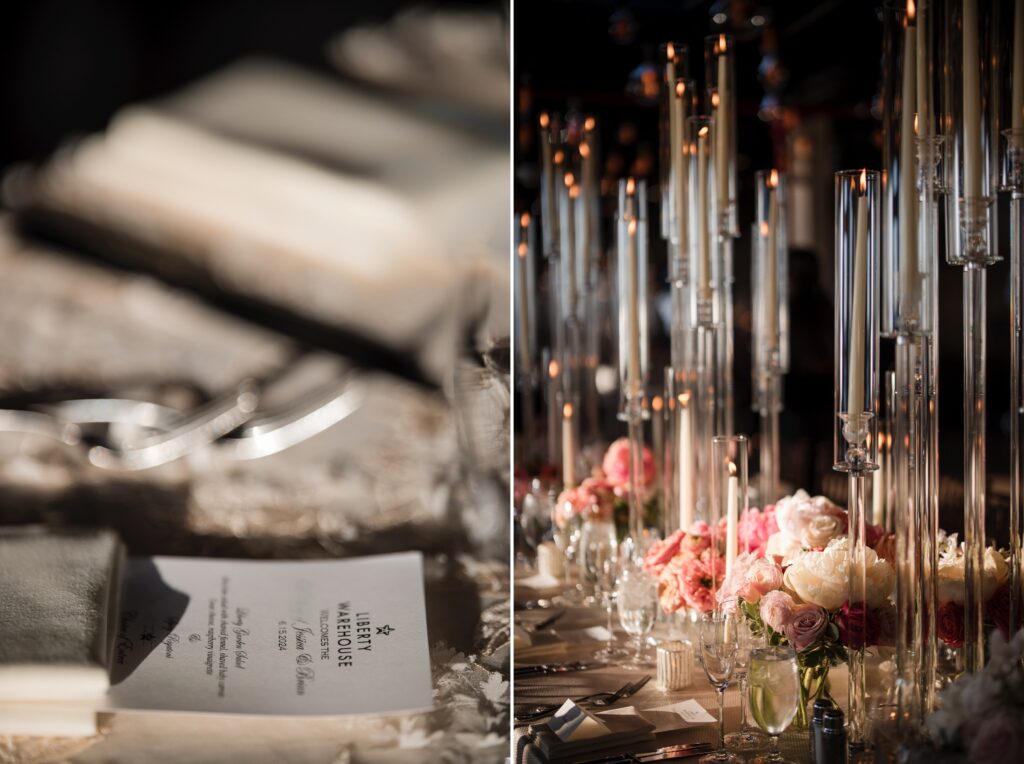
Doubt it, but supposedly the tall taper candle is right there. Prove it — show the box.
[698,127,711,296]
[627,213,642,396]
[900,7,920,311]
[678,393,694,531]
[849,173,869,420]
[563,402,576,488]
[715,36,730,215]
[653,395,664,500]
[963,0,982,199]
[725,461,738,578]
[766,171,780,342]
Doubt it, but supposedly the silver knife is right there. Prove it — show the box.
[513,660,605,677]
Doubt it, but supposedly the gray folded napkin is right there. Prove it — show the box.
[0,526,123,703]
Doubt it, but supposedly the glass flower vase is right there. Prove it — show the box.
[792,662,833,731]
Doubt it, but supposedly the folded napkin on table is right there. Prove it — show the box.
[513,625,566,661]
[527,699,655,761]
[0,526,124,735]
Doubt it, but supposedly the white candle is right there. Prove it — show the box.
[1014,0,1024,131]
[697,127,711,296]
[715,37,730,216]
[914,0,931,137]
[627,211,642,395]
[872,461,885,526]
[539,114,557,252]
[963,0,982,199]
[900,15,919,310]
[516,214,531,369]
[678,394,694,531]
[547,359,560,463]
[725,462,738,578]
[766,172,779,343]
[652,395,664,498]
[562,175,577,311]
[671,80,688,245]
[562,402,576,487]
[848,174,868,422]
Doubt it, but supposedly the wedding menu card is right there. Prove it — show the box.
[105,552,433,717]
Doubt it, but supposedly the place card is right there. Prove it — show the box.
[105,553,432,717]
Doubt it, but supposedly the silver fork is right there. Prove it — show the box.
[514,675,651,722]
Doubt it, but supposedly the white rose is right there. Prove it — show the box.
[937,553,966,605]
[765,531,803,566]
[800,514,844,549]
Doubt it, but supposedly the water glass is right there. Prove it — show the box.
[748,645,801,764]
[616,563,657,667]
[724,618,770,752]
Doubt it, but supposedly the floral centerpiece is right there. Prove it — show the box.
[932,531,1011,652]
[553,438,657,536]
[644,489,897,727]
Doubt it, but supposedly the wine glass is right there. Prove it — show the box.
[584,524,627,660]
[724,618,770,751]
[748,645,801,764]
[698,611,741,764]
[518,479,552,569]
[615,562,657,667]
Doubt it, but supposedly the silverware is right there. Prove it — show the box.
[532,608,564,630]
[513,660,604,678]
[514,675,651,722]
[573,744,713,764]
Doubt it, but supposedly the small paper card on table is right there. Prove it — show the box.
[105,552,432,717]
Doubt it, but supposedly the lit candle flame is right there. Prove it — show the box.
[548,359,560,378]
[712,91,720,109]
[520,212,530,228]
[769,169,779,188]
[628,219,637,235]
[907,0,915,23]
[564,171,575,187]
[579,142,590,158]
[652,395,664,412]
[698,126,709,139]
[719,34,727,53]
[678,392,691,407]
[517,242,527,257]
[626,177,636,194]
[539,112,550,129]
[914,113,919,135]
[554,150,564,165]
[727,461,737,477]
[859,169,867,194]
[584,116,596,131]
[569,184,580,199]
[563,402,573,419]
[666,42,675,60]
[760,221,770,236]
[676,80,686,97]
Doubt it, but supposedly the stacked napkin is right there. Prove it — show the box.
[527,700,656,761]
[0,526,124,735]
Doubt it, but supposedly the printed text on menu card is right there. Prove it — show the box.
[106,553,432,716]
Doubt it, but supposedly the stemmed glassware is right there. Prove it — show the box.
[747,645,801,764]
[615,561,658,667]
[724,617,770,751]
[698,611,741,764]
[582,520,626,659]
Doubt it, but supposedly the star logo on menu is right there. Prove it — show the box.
[140,632,155,642]
[376,624,396,636]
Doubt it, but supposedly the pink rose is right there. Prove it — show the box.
[737,506,780,558]
[601,437,656,492]
[716,553,757,610]
[644,530,686,577]
[577,477,615,523]
[759,589,796,633]
[785,604,828,651]
[738,558,784,604]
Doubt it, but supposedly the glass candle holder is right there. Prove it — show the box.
[834,170,881,470]
[538,112,559,258]
[685,115,720,328]
[656,640,694,690]
[942,0,1000,267]
[711,435,748,586]
[881,1,935,335]
[705,34,737,237]
[660,43,692,251]
[617,178,650,415]
[752,170,789,389]
[515,212,537,381]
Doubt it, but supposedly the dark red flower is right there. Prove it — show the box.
[937,601,965,648]
[836,601,880,649]
[986,584,1011,640]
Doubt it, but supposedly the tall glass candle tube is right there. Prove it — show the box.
[538,113,559,258]
[835,170,880,751]
[705,34,737,238]
[617,178,650,416]
[943,0,1001,674]
[712,435,748,587]
[753,170,788,504]
[516,211,538,464]
[1001,0,1024,636]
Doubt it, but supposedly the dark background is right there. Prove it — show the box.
[514,0,1013,540]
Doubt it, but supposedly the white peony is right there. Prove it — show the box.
[783,537,894,610]
[774,489,846,540]
[935,543,1008,605]
[937,553,965,605]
